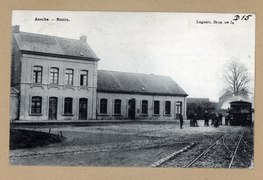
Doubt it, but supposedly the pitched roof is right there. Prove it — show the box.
[187,98,210,103]
[13,32,99,61]
[97,70,188,96]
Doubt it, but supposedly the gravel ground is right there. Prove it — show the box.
[10,120,254,168]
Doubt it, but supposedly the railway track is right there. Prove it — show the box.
[184,129,247,168]
[183,134,228,168]
[155,128,253,168]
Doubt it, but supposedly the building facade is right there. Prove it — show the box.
[96,70,187,120]
[11,26,188,121]
[11,26,99,121]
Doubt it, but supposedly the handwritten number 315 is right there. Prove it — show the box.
[233,15,252,21]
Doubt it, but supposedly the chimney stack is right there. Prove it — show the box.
[80,35,87,43]
[12,25,20,33]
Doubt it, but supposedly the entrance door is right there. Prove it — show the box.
[176,101,182,119]
[48,97,57,120]
[128,98,136,119]
[79,98,88,120]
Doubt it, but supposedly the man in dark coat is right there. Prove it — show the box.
[194,113,198,127]
[214,113,219,127]
[225,113,229,126]
[179,114,184,129]
[189,114,194,127]
[204,111,209,126]
[211,113,215,126]
[218,113,223,125]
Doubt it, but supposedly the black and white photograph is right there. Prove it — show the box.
[9,10,255,168]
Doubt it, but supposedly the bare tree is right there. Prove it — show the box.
[223,60,250,97]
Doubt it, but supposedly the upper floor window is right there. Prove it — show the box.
[50,67,59,84]
[114,99,121,114]
[154,100,160,115]
[142,100,148,114]
[33,66,42,83]
[80,70,88,86]
[100,99,108,114]
[165,101,171,115]
[31,96,42,114]
[64,97,73,115]
[65,69,74,85]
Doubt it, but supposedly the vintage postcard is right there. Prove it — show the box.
[9,10,255,168]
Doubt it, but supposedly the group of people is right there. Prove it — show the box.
[178,111,230,129]
[207,112,223,127]
[189,113,199,127]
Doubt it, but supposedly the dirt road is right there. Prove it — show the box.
[10,121,253,168]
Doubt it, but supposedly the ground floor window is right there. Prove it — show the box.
[142,100,148,114]
[100,98,108,114]
[31,96,42,114]
[165,101,171,115]
[154,100,160,114]
[114,99,121,114]
[64,97,73,115]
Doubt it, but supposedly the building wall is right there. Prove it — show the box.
[10,93,19,120]
[19,53,98,121]
[97,92,187,120]
[11,35,22,91]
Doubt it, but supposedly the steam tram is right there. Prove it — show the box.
[229,101,252,126]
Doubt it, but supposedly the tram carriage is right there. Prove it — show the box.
[228,101,252,126]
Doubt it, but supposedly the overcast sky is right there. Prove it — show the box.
[12,11,255,102]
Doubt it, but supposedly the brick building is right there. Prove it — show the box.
[11,26,99,121]
[11,25,188,121]
[97,70,187,120]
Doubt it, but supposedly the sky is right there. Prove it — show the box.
[12,11,255,102]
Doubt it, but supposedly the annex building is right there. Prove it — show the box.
[10,25,188,121]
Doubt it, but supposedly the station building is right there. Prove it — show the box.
[10,25,188,121]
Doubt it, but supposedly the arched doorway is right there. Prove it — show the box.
[79,98,88,120]
[48,97,58,120]
[128,98,136,119]
[176,101,182,119]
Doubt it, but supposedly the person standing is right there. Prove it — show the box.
[179,114,184,129]
[189,113,194,127]
[218,113,223,125]
[214,113,219,128]
[211,113,215,126]
[194,113,198,127]
[225,113,229,126]
[204,111,209,126]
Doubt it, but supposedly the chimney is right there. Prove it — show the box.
[80,35,87,43]
[12,25,20,33]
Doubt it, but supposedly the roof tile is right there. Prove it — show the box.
[14,32,98,60]
[97,70,188,96]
